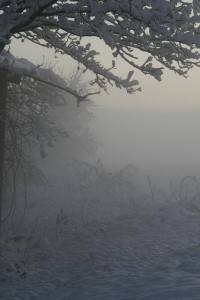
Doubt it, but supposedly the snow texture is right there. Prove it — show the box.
[2,203,200,299]
[1,164,200,299]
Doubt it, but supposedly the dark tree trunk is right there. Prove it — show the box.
[0,44,4,54]
[0,71,8,234]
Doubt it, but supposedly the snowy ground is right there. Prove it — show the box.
[1,164,200,299]
[2,201,200,300]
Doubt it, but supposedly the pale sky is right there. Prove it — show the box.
[10,38,200,185]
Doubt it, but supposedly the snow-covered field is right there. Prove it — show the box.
[2,203,200,299]
[1,165,200,299]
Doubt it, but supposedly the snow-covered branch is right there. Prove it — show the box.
[1,1,200,92]
[0,51,100,103]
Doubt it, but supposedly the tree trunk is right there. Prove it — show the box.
[0,71,8,234]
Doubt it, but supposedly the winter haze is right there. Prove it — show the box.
[11,37,200,185]
[2,2,200,299]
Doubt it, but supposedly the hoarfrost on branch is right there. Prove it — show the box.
[0,0,200,98]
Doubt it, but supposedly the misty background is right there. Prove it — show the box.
[11,38,200,188]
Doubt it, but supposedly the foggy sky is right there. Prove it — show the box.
[10,38,200,184]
